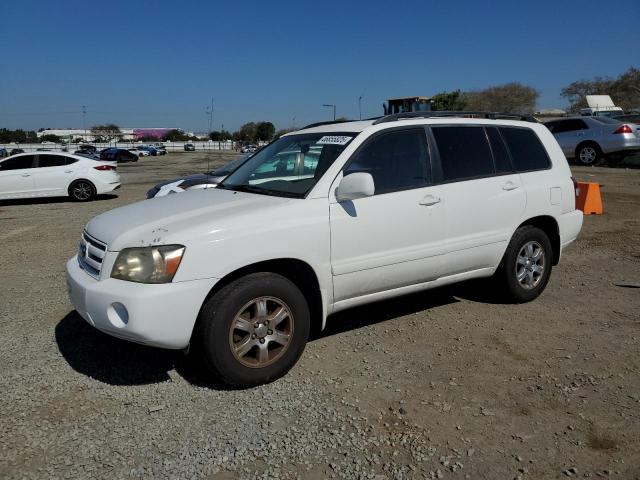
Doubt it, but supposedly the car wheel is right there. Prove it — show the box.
[69,180,96,202]
[576,143,601,166]
[195,272,310,388]
[495,225,552,303]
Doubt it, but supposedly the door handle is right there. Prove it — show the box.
[502,181,519,191]
[21,173,31,177]
[64,170,73,173]
[419,195,441,206]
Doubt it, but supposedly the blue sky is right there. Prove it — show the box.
[0,0,638,132]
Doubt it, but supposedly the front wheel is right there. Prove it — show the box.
[195,272,310,388]
[495,226,553,303]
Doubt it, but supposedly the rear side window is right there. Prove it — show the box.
[0,155,36,170]
[432,126,494,181]
[500,127,551,172]
[38,154,69,167]
[345,128,430,194]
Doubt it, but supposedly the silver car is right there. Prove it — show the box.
[544,116,640,165]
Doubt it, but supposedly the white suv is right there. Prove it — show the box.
[66,114,583,387]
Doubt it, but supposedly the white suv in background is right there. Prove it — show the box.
[0,152,120,201]
[66,113,583,387]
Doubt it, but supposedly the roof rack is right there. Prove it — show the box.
[300,119,357,130]
[372,111,538,125]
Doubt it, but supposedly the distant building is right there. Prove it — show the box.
[384,96,433,115]
[36,127,188,142]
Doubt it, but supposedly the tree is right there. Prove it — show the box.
[0,128,37,143]
[561,67,640,112]
[40,134,61,143]
[90,123,121,141]
[255,121,275,141]
[163,129,190,142]
[235,122,257,142]
[274,128,294,139]
[461,83,538,114]
[431,90,465,111]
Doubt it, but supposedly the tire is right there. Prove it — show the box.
[69,179,96,202]
[495,226,553,303]
[576,143,601,166]
[195,272,310,388]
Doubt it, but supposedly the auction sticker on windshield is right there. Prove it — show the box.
[317,135,352,145]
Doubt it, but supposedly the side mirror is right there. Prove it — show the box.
[335,172,375,202]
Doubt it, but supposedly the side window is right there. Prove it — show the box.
[344,128,430,195]
[0,155,36,170]
[500,127,551,172]
[486,127,513,174]
[432,126,494,182]
[37,154,67,168]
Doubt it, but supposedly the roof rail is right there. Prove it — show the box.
[372,111,538,125]
[300,119,357,130]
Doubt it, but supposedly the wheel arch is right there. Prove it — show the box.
[196,258,324,338]
[574,140,602,158]
[67,178,96,196]
[515,216,561,265]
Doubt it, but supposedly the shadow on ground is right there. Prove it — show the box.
[0,194,117,206]
[55,279,507,388]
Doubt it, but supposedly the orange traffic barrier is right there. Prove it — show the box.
[576,182,603,215]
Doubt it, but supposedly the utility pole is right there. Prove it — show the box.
[322,104,336,121]
[358,96,363,120]
[292,116,296,130]
[82,105,86,141]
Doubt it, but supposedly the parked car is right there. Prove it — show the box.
[10,148,25,156]
[146,155,250,198]
[0,148,8,158]
[0,152,120,201]
[100,148,138,163]
[544,116,640,165]
[241,144,258,153]
[66,114,583,387]
[129,147,150,157]
[184,143,196,152]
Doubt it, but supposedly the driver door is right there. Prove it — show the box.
[329,128,445,302]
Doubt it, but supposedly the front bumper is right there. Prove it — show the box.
[66,256,217,349]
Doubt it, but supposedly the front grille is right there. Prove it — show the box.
[78,231,107,279]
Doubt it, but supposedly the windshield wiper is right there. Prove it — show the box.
[223,184,300,198]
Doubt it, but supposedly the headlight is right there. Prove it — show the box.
[111,245,185,283]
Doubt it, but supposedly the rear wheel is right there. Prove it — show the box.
[576,143,601,166]
[69,180,96,202]
[494,226,553,303]
[195,272,310,387]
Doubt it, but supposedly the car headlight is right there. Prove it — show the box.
[111,245,185,283]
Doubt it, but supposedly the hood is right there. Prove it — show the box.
[153,173,212,189]
[86,188,290,251]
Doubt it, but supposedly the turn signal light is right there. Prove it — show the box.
[613,124,632,134]
[94,165,116,171]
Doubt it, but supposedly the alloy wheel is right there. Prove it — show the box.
[72,182,92,200]
[515,241,545,290]
[579,146,597,165]
[229,296,294,368]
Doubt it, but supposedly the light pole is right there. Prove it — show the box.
[358,96,363,120]
[292,116,296,130]
[82,105,86,142]
[322,104,336,121]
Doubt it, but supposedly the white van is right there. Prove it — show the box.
[66,113,583,387]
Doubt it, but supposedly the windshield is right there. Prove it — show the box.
[210,155,250,176]
[218,132,357,198]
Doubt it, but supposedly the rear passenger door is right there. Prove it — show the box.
[33,154,75,196]
[430,125,526,276]
[550,119,589,157]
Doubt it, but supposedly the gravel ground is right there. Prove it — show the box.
[0,153,639,479]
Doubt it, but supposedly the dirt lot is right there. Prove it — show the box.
[0,152,639,480]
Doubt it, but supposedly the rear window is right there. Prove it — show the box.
[432,126,494,181]
[500,127,551,172]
